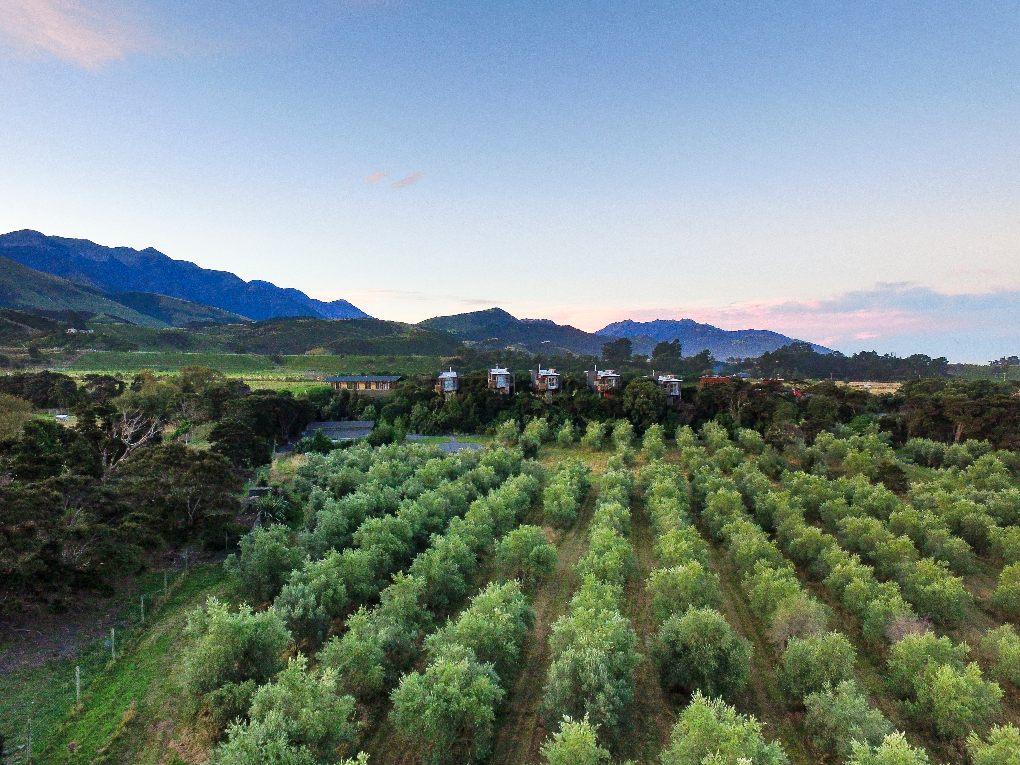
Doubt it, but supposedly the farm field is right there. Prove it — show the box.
[9,424,1019,765]
[64,351,446,378]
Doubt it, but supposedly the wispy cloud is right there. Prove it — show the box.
[0,0,145,69]
[391,171,424,189]
[364,170,387,185]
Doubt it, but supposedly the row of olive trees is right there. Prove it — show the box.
[540,468,640,748]
[182,445,538,764]
[542,458,591,528]
[729,450,1008,747]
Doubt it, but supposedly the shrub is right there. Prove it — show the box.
[317,608,386,700]
[390,649,505,765]
[967,724,1020,765]
[273,553,350,646]
[540,716,610,765]
[210,713,316,765]
[225,525,304,603]
[556,421,576,446]
[246,655,359,762]
[660,692,788,765]
[654,607,750,699]
[905,660,1003,740]
[780,632,856,701]
[641,424,666,459]
[847,733,930,765]
[495,419,519,446]
[803,680,893,760]
[887,632,969,698]
[611,419,634,451]
[981,624,1020,687]
[581,420,608,450]
[990,526,1020,564]
[495,525,557,586]
[993,563,1020,616]
[768,594,829,649]
[737,428,766,455]
[576,527,635,589]
[646,563,720,622]
[182,598,291,700]
[901,558,971,626]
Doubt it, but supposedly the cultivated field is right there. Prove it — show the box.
[5,426,1019,764]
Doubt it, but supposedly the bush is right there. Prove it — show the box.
[225,525,304,603]
[660,692,788,765]
[246,655,359,762]
[768,594,829,649]
[780,632,856,701]
[210,713,316,765]
[967,724,1020,765]
[540,716,610,765]
[182,597,291,700]
[390,649,505,765]
[803,680,893,760]
[641,424,666,459]
[981,624,1020,687]
[495,525,557,586]
[581,420,608,450]
[273,552,350,646]
[556,421,576,446]
[653,607,750,699]
[317,608,386,700]
[646,563,720,622]
[848,733,930,765]
[611,419,634,451]
[905,660,1003,740]
[901,558,971,626]
[495,419,519,446]
[990,526,1020,564]
[993,563,1020,616]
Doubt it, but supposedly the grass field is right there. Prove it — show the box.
[65,351,445,378]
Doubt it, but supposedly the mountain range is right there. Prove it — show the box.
[0,230,368,322]
[0,230,827,359]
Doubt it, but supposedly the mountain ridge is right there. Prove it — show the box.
[0,230,369,322]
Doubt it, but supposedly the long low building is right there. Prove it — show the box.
[302,420,375,441]
[325,375,402,394]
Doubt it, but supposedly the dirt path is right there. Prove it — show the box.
[487,487,597,765]
[699,531,813,765]
[616,491,675,764]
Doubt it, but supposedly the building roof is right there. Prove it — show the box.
[594,369,621,378]
[489,367,511,375]
[656,374,682,383]
[537,368,560,376]
[325,375,402,383]
[303,420,375,441]
[438,370,459,379]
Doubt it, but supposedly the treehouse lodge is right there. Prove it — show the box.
[531,367,562,394]
[586,367,622,397]
[653,373,683,403]
[436,369,460,395]
[488,367,513,395]
[325,375,402,395]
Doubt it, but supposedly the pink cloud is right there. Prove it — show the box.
[0,0,145,69]
[364,170,387,185]
[391,171,424,189]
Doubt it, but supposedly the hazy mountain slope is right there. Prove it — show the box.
[0,256,164,327]
[419,307,603,355]
[0,230,369,321]
[112,292,248,326]
[596,318,833,359]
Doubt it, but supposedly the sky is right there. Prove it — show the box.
[0,0,1017,362]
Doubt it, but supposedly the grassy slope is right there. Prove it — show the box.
[0,257,163,328]
[15,567,228,765]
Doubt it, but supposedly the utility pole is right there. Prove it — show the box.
[75,665,81,704]
[110,627,116,661]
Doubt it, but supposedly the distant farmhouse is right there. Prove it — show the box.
[436,368,460,395]
[488,367,513,395]
[652,372,683,405]
[531,366,561,393]
[587,367,622,397]
[326,374,402,395]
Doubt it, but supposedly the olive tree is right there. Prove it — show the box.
[660,692,788,765]
[540,716,610,765]
[653,607,750,699]
[495,525,557,586]
[803,680,893,760]
[780,632,857,702]
[225,524,304,603]
[967,724,1020,765]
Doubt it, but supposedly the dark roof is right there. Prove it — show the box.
[325,375,402,383]
[303,420,375,441]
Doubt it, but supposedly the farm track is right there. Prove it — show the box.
[616,490,675,764]
[488,487,598,765]
[697,525,814,765]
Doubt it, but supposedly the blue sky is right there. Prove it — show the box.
[0,1,1017,361]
